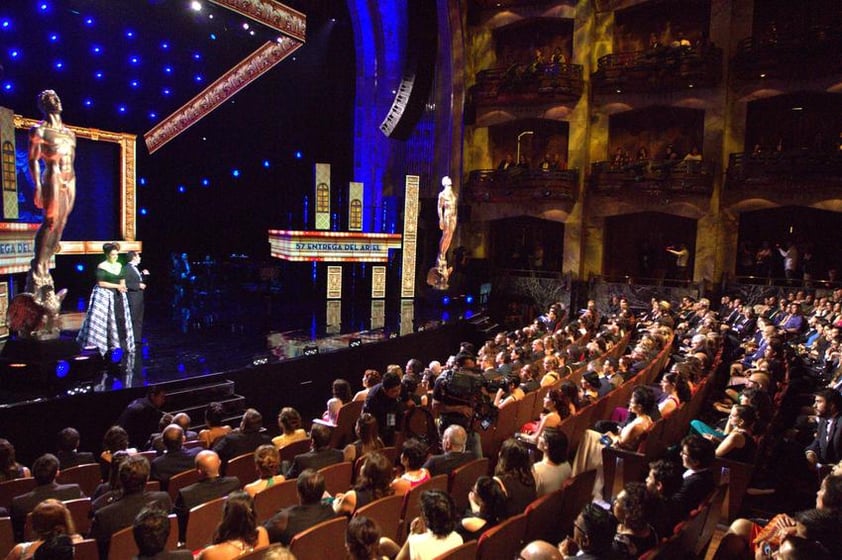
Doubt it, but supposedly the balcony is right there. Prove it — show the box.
[725,151,842,192]
[469,63,584,108]
[591,45,722,95]
[732,26,842,82]
[589,160,714,195]
[463,168,579,203]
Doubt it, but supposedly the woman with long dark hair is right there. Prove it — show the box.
[494,438,537,518]
[344,413,385,463]
[76,242,134,355]
[457,476,507,541]
[334,451,395,515]
[198,491,269,559]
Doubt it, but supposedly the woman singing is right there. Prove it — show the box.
[76,243,134,355]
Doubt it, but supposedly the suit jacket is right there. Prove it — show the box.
[212,430,273,465]
[11,482,84,539]
[285,448,344,479]
[422,451,475,477]
[151,448,200,488]
[806,414,842,465]
[90,491,172,559]
[175,476,241,540]
[56,450,97,469]
[264,502,336,545]
[671,469,715,518]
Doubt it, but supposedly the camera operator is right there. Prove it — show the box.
[432,352,485,458]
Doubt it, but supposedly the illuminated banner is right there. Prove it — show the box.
[268,230,402,263]
[0,223,51,274]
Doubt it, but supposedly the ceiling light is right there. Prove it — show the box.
[190,1,202,11]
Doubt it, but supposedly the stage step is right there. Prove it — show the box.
[161,380,248,431]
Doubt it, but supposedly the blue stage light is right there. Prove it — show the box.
[140,208,148,215]
[129,55,140,65]
[163,65,173,74]
[112,379,123,390]
[9,49,19,59]
[75,263,85,272]
[201,178,209,186]
[148,111,157,119]
[2,82,13,92]
[39,3,49,13]
[442,311,451,322]
[193,52,201,60]
[111,348,123,363]
[53,60,64,70]
[84,17,94,26]
[442,296,450,306]
[1,19,11,30]
[125,29,135,39]
[130,80,139,88]
[162,87,171,96]
[263,160,270,168]
[464,310,474,319]
[91,45,102,55]
[177,363,186,373]
[178,185,186,193]
[232,169,240,178]
[49,33,59,42]
[83,98,93,107]
[160,41,169,50]
[194,74,203,83]
[209,33,216,40]
[466,294,474,304]
[295,151,303,159]
[55,360,69,378]
[94,71,104,79]
[139,177,146,185]
[118,105,127,114]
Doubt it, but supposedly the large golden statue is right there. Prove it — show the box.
[427,176,456,291]
[9,90,74,338]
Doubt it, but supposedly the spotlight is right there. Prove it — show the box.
[295,151,303,159]
[178,185,186,193]
[49,33,59,42]
[9,49,19,58]
[466,294,474,304]
[190,1,202,11]
[148,111,157,119]
[110,348,123,363]
[139,177,146,185]
[75,263,85,272]
[84,17,94,26]
[2,82,13,92]
[1,19,11,29]
[242,22,249,30]
[164,65,173,74]
[442,296,450,306]
[125,30,135,39]
[140,208,148,215]
[201,178,210,186]
[39,3,49,12]
[94,71,104,79]
[262,160,270,168]
[232,169,240,178]
[91,45,102,54]
[53,60,64,70]
[160,41,169,49]
[302,345,319,356]
[162,88,171,96]
[348,338,362,348]
[55,360,69,378]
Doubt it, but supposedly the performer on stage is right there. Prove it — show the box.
[124,251,148,348]
[28,90,76,284]
[77,243,134,356]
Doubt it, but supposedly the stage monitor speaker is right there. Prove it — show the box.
[379,0,438,140]
[302,345,319,356]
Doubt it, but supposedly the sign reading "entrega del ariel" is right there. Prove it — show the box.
[269,230,402,263]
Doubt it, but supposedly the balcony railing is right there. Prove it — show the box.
[589,160,715,195]
[725,151,842,190]
[464,168,579,202]
[591,44,722,94]
[469,63,584,107]
[732,26,842,81]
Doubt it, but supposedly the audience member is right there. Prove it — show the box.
[494,438,537,518]
[392,439,431,495]
[197,403,232,449]
[394,490,462,560]
[99,425,133,481]
[532,428,572,496]
[264,469,335,545]
[672,435,716,518]
[11,454,84,541]
[805,389,842,469]
[456,475,506,541]
[174,450,241,538]
[116,386,167,449]
[0,438,31,481]
[519,540,563,560]
[244,444,285,497]
[272,407,308,450]
[55,427,95,469]
[213,408,273,467]
[322,379,353,425]
[343,413,385,464]
[5,500,82,560]
[284,423,343,479]
[150,424,200,489]
[611,482,657,558]
[644,459,684,538]
[334,452,394,515]
[132,506,192,559]
[559,503,618,559]
[422,425,473,476]
[172,413,198,441]
[345,516,382,560]
[353,370,382,403]
[363,371,403,445]
[197,491,269,559]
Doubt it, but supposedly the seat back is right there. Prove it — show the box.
[0,478,36,511]
[185,496,227,551]
[108,514,178,560]
[432,540,478,560]
[449,458,489,514]
[327,400,364,449]
[354,494,404,543]
[225,452,257,485]
[168,468,202,503]
[74,539,99,560]
[0,517,13,560]
[279,438,313,465]
[476,512,527,560]
[696,484,727,559]
[515,392,539,432]
[289,516,348,560]
[254,478,299,524]
[558,469,597,536]
[533,386,551,418]
[524,487,566,543]
[319,461,353,496]
[56,463,101,497]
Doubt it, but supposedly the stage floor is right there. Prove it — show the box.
[0,278,469,404]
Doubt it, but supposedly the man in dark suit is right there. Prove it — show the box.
[806,389,842,468]
[124,250,147,348]
[422,425,474,476]
[212,408,273,468]
[55,427,96,469]
[597,357,621,398]
[90,455,172,559]
[151,425,200,490]
[671,434,716,518]
[11,453,84,540]
[117,386,167,449]
[175,450,241,539]
[559,503,621,559]
[133,506,193,560]
[285,423,343,479]
[264,469,335,545]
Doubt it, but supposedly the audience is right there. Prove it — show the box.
[422,425,473,476]
[5,500,82,560]
[532,428,572,496]
[334,451,394,515]
[197,402,233,449]
[150,424,201,489]
[394,490,462,560]
[213,408,273,467]
[10,454,83,541]
[264,469,335,545]
[272,407,308,450]
[284,423,343,479]
[559,502,617,559]
[456,475,507,541]
[0,438,31,482]
[494,438,537,518]
[244,444,285,497]
[391,439,431,495]
[322,379,353,426]
[54,428,95,469]
[132,506,192,559]
[174,450,241,539]
[343,413,385,464]
[197,491,269,559]
[345,516,382,560]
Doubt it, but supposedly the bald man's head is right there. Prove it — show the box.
[519,540,563,560]
[195,450,222,478]
[162,424,184,452]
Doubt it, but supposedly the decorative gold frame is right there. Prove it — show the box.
[13,115,140,253]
